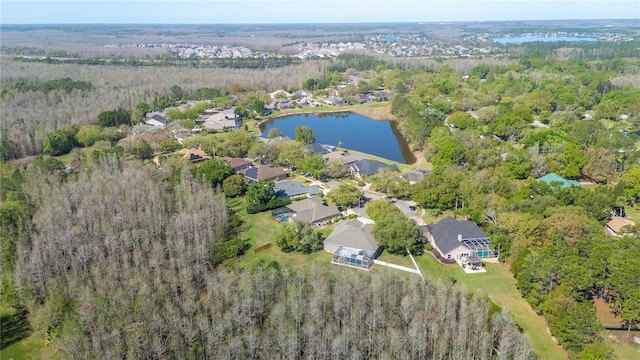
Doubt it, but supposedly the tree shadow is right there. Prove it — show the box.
[0,305,33,350]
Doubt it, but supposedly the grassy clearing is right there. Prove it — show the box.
[0,333,56,360]
[227,197,335,271]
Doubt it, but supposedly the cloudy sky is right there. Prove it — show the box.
[2,0,639,24]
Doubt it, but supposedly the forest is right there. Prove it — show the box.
[1,22,640,359]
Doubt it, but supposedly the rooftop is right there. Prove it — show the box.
[324,218,379,253]
[536,173,581,188]
[427,216,490,255]
[286,196,340,224]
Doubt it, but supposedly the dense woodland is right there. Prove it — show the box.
[0,157,535,359]
[1,24,640,359]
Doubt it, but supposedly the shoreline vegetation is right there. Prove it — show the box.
[253,102,427,167]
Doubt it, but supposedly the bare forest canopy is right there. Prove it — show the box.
[0,157,535,359]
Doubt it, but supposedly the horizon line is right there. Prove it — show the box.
[2,18,638,26]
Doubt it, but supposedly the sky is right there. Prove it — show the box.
[1,0,639,24]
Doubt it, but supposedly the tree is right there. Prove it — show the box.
[504,149,533,179]
[369,168,411,199]
[326,183,363,208]
[563,143,588,179]
[251,99,265,115]
[412,172,460,210]
[130,138,153,160]
[245,181,290,214]
[581,147,616,184]
[97,110,117,127]
[217,131,255,158]
[267,128,282,139]
[194,159,234,188]
[372,212,420,254]
[222,174,246,198]
[365,199,400,222]
[447,111,478,130]
[323,158,349,179]
[295,125,315,144]
[249,142,280,165]
[153,94,172,111]
[158,139,183,154]
[277,141,306,167]
[621,168,640,204]
[75,125,104,147]
[274,219,324,253]
[42,127,77,156]
[296,155,325,179]
[170,85,183,100]
[543,285,603,354]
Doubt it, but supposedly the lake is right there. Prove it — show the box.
[259,112,416,164]
[493,36,596,44]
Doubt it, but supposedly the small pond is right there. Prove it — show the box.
[259,112,416,164]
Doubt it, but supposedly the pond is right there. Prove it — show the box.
[259,112,416,164]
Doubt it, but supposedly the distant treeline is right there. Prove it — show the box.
[12,55,303,69]
[513,40,640,60]
[9,77,94,94]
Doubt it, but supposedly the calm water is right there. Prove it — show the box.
[259,112,416,164]
[493,36,595,44]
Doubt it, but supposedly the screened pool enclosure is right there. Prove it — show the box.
[332,246,375,270]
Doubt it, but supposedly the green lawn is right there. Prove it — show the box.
[0,333,56,360]
[227,197,335,271]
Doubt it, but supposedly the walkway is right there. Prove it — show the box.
[373,259,421,275]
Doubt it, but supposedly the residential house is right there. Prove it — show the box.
[606,217,636,237]
[269,90,292,99]
[281,196,340,225]
[401,168,433,185]
[201,109,240,132]
[145,113,169,128]
[323,218,381,254]
[536,173,581,189]
[274,180,323,199]
[370,90,389,101]
[242,164,287,183]
[425,216,495,261]
[323,151,366,164]
[349,159,398,178]
[273,98,295,110]
[324,96,348,106]
[353,94,370,104]
[178,148,211,163]
[324,218,382,270]
[223,156,252,172]
[305,143,332,156]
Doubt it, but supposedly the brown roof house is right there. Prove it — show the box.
[223,156,252,172]
[606,217,636,237]
[242,164,287,183]
[178,148,211,163]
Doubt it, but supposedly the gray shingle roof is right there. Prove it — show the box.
[274,180,322,199]
[350,159,398,176]
[427,216,489,255]
[286,196,340,224]
[324,218,380,253]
